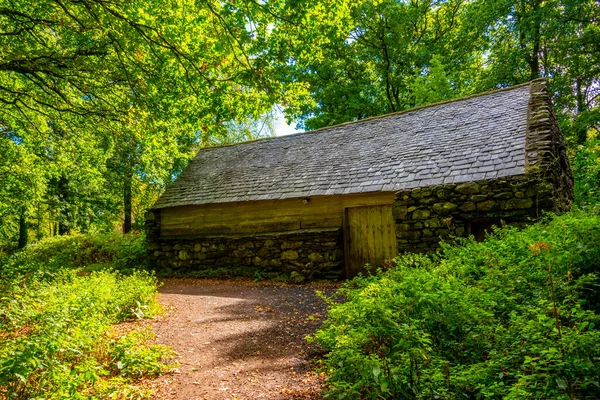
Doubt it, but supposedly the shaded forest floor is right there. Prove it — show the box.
[143,279,340,399]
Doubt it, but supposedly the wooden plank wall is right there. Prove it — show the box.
[159,192,396,237]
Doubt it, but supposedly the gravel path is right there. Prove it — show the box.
[147,279,339,400]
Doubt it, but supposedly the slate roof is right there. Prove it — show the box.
[154,82,534,209]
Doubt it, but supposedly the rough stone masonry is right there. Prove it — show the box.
[146,210,344,280]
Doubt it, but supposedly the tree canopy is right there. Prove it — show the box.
[1,0,281,244]
[265,0,599,134]
[1,0,598,248]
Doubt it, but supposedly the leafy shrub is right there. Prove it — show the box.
[106,328,176,378]
[311,210,600,399]
[0,232,148,276]
[0,234,172,399]
[573,138,600,208]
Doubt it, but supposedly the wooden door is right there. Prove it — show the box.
[344,205,397,278]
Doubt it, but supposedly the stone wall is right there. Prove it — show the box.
[146,210,344,280]
[393,175,570,253]
[526,79,574,210]
[392,80,574,254]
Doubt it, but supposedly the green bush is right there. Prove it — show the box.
[106,328,176,379]
[311,210,600,399]
[0,234,173,399]
[0,232,148,277]
[573,138,600,207]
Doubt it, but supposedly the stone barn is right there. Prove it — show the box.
[146,79,573,279]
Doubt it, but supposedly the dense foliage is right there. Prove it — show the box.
[311,210,600,399]
[0,235,172,399]
[2,232,148,276]
[573,137,600,208]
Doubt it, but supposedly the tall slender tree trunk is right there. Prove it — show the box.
[529,34,541,79]
[57,176,70,235]
[575,76,588,144]
[36,202,42,240]
[517,0,542,80]
[528,0,542,80]
[576,78,585,113]
[123,170,132,234]
[18,208,28,249]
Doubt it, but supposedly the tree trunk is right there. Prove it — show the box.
[18,208,28,249]
[57,176,70,235]
[528,0,542,80]
[575,75,588,144]
[517,0,542,80]
[528,35,541,80]
[36,202,42,240]
[123,170,132,234]
[576,77,586,113]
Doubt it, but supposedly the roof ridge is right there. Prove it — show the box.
[195,79,542,152]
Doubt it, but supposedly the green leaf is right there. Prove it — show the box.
[380,378,389,393]
[373,367,381,378]
[556,377,567,390]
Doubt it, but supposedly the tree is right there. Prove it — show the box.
[0,0,284,244]
[265,0,598,141]
[479,0,600,144]
[408,55,455,106]
[265,0,480,129]
[0,127,44,249]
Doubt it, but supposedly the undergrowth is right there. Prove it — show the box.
[311,210,600,399]
[1,232,148,276]
[163,266,294,282]
[0,233,174,399]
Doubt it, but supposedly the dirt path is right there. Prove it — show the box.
[147,279,339,400]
